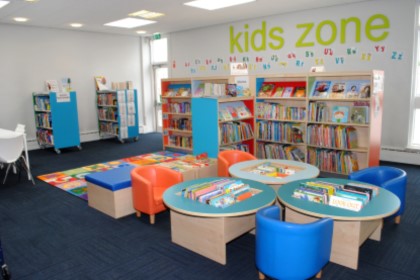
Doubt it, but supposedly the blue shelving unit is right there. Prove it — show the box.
[33,91,81,154]
[96,89,139,143]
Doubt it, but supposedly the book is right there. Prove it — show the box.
[311,81,331,97]
[258,83,275,97]
[272,86,284,97]
[45,80,60,92]
[294,86,306,97]
[331,106,349,123]
[282,87,295,97]
[226,84,237,97]
[330,81,346,98]
[350,106,369,124]
[94,76,108,91]
[345,81,362,98]
[359,82,371,98]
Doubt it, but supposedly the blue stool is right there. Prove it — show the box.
[85,165,136,219]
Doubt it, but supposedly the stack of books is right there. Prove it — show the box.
[292,181,379,211]
[182,179,256,208]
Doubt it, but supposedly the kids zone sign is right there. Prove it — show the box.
[229,14,390,53]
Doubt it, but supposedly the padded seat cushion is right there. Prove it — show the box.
[85,165,135,191]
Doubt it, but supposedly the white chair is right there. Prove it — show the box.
[15,123,25,133]
[0,134,34,184]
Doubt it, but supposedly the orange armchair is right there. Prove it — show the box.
[131,165,183,224]
[217,150,257,177]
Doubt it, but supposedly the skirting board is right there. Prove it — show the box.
[381,148,420,166]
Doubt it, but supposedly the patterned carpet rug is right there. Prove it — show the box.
[37,151,187,200]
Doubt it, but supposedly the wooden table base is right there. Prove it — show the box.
[285,207,383,270]
[170,210,255,265]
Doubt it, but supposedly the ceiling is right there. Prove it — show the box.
[0,0,374,37]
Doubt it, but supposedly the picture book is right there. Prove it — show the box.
[345,81,362,98]
[94,76,108,91]
[330,81,346,98]
[235,106,251,118]
[193,83,205,97]
[258,83,275,97]
[226,84,237,97]
[331,106,349,123]
[294,86,306,97]
[272,86,284,97]
[282,87,295,97]
[311,80,331,97]
[359,82,371,98]
[350,106,369,124]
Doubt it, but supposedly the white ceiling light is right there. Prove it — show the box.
[129,10,164,19]
[70,23,83,28]
[104,18,155,29]
[0,1,10,9]
[136,30,147,34]
[184,0,256,10]
[14,17,29,22]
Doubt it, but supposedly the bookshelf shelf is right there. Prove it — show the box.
[33,91,81,154]
[161,78,193,152]
[96,89,140,143]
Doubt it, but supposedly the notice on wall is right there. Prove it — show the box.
[56,91,70,102]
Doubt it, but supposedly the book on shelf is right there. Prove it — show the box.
[45,80,60,92]
[330,81,346,98]
[282,86,295,97]
[258,83,275,97]
[311,81,331,97]
[226,84,237,97]
[350,106,369,124]
[331,106,349,123]
[94,76,108,91]
[359,82,371,98]
[294,86,306,97]
[235,105,251,118]
[272,86,284,97]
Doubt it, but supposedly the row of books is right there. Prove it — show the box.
[218,101,252,121]
[256,143,305,162]
[219,143,250,152]
[35,113,52,129]
[256,121,304,144]
[307,124,358,149]
[162,86,191,97]
[97,93,117,106]
[98,107,118,122]
[256,102,306,121]
[99,122,119,136]
[182,178,254,208]
[308,102,370,124]
[34,96,51,111]
[247,162,296,178]
[36,129,54,145]
[168,102,191,114]
[219,121,254,145]
[258,82,306,98]
[307,148,359,174]
[292,180,379,211]
[169,118,192,131]
[311,80,371,99]
[169,135,193,149]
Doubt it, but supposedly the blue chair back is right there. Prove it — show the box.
[256,205,333,280]
[348,166,407,218]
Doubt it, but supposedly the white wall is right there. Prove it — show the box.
[168,0,418,163]
[0,24,149,149]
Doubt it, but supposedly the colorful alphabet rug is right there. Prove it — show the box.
[37,151,187,201]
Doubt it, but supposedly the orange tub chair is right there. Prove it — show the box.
[217,150,257,177]
[131,165,183,224]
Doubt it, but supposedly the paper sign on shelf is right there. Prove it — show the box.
[56,91,70,103]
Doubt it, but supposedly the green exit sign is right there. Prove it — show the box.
[153,33,161,40]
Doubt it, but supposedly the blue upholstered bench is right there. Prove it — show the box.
[85,165,136,219]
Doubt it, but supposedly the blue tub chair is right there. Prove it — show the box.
[348,166,407,224]
[255,205,334,280]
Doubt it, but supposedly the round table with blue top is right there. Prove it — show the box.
[277,178,400,270]
[163,177,276,265]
